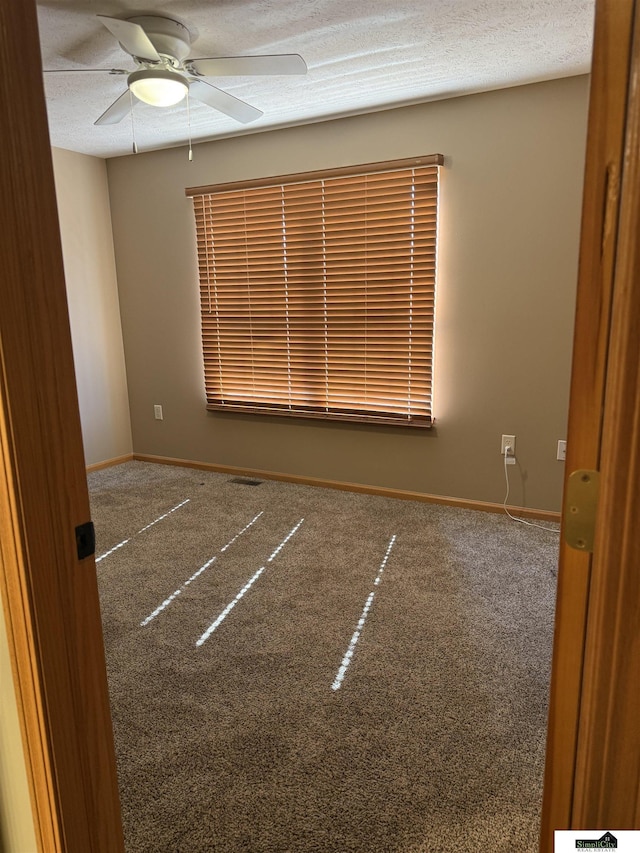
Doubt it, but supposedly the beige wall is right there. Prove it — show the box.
[0,601,37,852]
[52,148,132,467]
[107,76,589,512]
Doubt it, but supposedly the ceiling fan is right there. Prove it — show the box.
[44,14,307,127]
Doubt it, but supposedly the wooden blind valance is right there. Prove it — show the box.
[187,155,443,428]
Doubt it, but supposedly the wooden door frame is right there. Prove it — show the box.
[2,0,639,850]
[571,0,640,824]
[0,1,124,851]
[539,0,635,844]
[541,0,640,845]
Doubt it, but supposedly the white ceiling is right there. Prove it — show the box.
[38,0,595,160]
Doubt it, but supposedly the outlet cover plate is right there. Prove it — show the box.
[501,434,516,455]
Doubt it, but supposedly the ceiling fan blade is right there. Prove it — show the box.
[97,15,160,62]
[94,90,133,126]
[189,54,307,77]
[188,79,263,124]
[43,68,129,75]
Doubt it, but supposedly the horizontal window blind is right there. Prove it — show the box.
[187,155,442,427]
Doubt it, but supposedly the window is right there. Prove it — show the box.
[186,155,442,428]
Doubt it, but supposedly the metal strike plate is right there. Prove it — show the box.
[564,470,600,552]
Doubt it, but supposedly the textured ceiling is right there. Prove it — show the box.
[38,0,595,159]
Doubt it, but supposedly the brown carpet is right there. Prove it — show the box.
[89,461,558,852]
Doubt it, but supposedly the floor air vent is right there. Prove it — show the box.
[229,477,263,486]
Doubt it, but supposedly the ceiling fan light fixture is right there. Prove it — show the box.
[128,69,188,107]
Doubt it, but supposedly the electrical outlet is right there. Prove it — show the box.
[500,434,516,456]
[154,404,163,420]
[557,439,567,461]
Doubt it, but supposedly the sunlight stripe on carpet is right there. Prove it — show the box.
[332,534,397,691]
[196,517,304,646]
[140,511,264,627]
[96,498,191,563]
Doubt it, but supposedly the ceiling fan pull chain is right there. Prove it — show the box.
[129,90,138,155]
[187,90,193,162]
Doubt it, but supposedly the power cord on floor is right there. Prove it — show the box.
[503,447,560,534]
